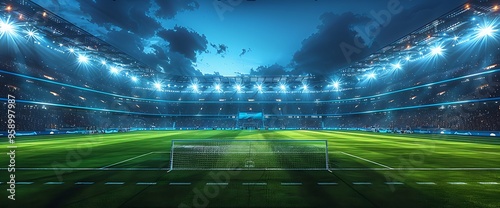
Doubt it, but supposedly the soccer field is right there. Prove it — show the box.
[1,130,499,207]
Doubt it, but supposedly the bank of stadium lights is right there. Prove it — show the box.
[332,81,340,90]
[77,54,89,64]
[214,84,222,92]
[191,84,199,92]
[153,82,163,90]
[235,84,243,93]
[279,84,287,91]
[392,62,402,70]
[255,84,263,93]
[430,45,444,56]
[109,66,120,74]
[476,24,497,39]
[366,72,376,79]
[0,17,18,39]
[130,76,138,82]
[24,28,41,42]
[302,84,308,91]
[101,60,107,65]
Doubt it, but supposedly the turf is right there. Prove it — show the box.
[1,130,499,207]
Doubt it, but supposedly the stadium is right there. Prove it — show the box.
[1,0,500,207]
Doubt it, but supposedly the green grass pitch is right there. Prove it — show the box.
[1,130,499,207]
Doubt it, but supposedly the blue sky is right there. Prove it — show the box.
[33,0,466,76]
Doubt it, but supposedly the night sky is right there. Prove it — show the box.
[34,0,467,76]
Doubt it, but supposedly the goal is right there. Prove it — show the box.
[168,139,330,171]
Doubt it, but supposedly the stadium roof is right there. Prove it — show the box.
[1,0,499,91]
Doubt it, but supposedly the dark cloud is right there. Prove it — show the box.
[239,48,251,57]
[250,64,291,76]
[103,30,202,76]
[154,0,199,19]
[291,12,371,75]
[75,0,161,37]
[157,26,208,62]
[210,43,228,56]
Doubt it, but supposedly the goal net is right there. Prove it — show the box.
[168,140,329,171]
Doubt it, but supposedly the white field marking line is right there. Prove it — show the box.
[206,182,228,186]
[105,182,125,185]
[478,182,498,185]
[136,182,157,185]
[329,168,500,171]
[448,182,467,185]
[44,182,64,185]
[352,182,372,185]
[281,182,302,186]
[242,182,267,186]
[75,182,94,185]
[16,182,34,185]
[416,182,436,185]
[100,152,155,169]
[317,182,338,185]
[169,182,191,185]
[385,182,404,185]
[339,152,393,170]
[3,167,500,171]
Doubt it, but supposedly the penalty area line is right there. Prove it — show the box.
[339,152,393,170]
[100,152,155,169]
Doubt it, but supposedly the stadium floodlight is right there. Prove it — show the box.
[214,84,222,92]
[0,17,18,39]
[392,62,402,70]
[77,54,89,64]
[191,84,199,92]
[332,81,340,90]
[256,84,263,92]
[109,66,119,74]
[280,84,286,91]
[24,28,41,42]
[68,48,75,54]
[235,84,242,92]
[302,84,308,91]
[101,60,107,65]
[153,82,162,90]
[367,72,376,79]
[131,76,138,82]
[453,36,459,41]
[168,140,330,171]
[430,45,444,56]
[477,25,495,38]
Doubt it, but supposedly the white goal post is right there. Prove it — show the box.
[168,139,330,171]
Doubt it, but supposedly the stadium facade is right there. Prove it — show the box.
[1,0,500,134]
